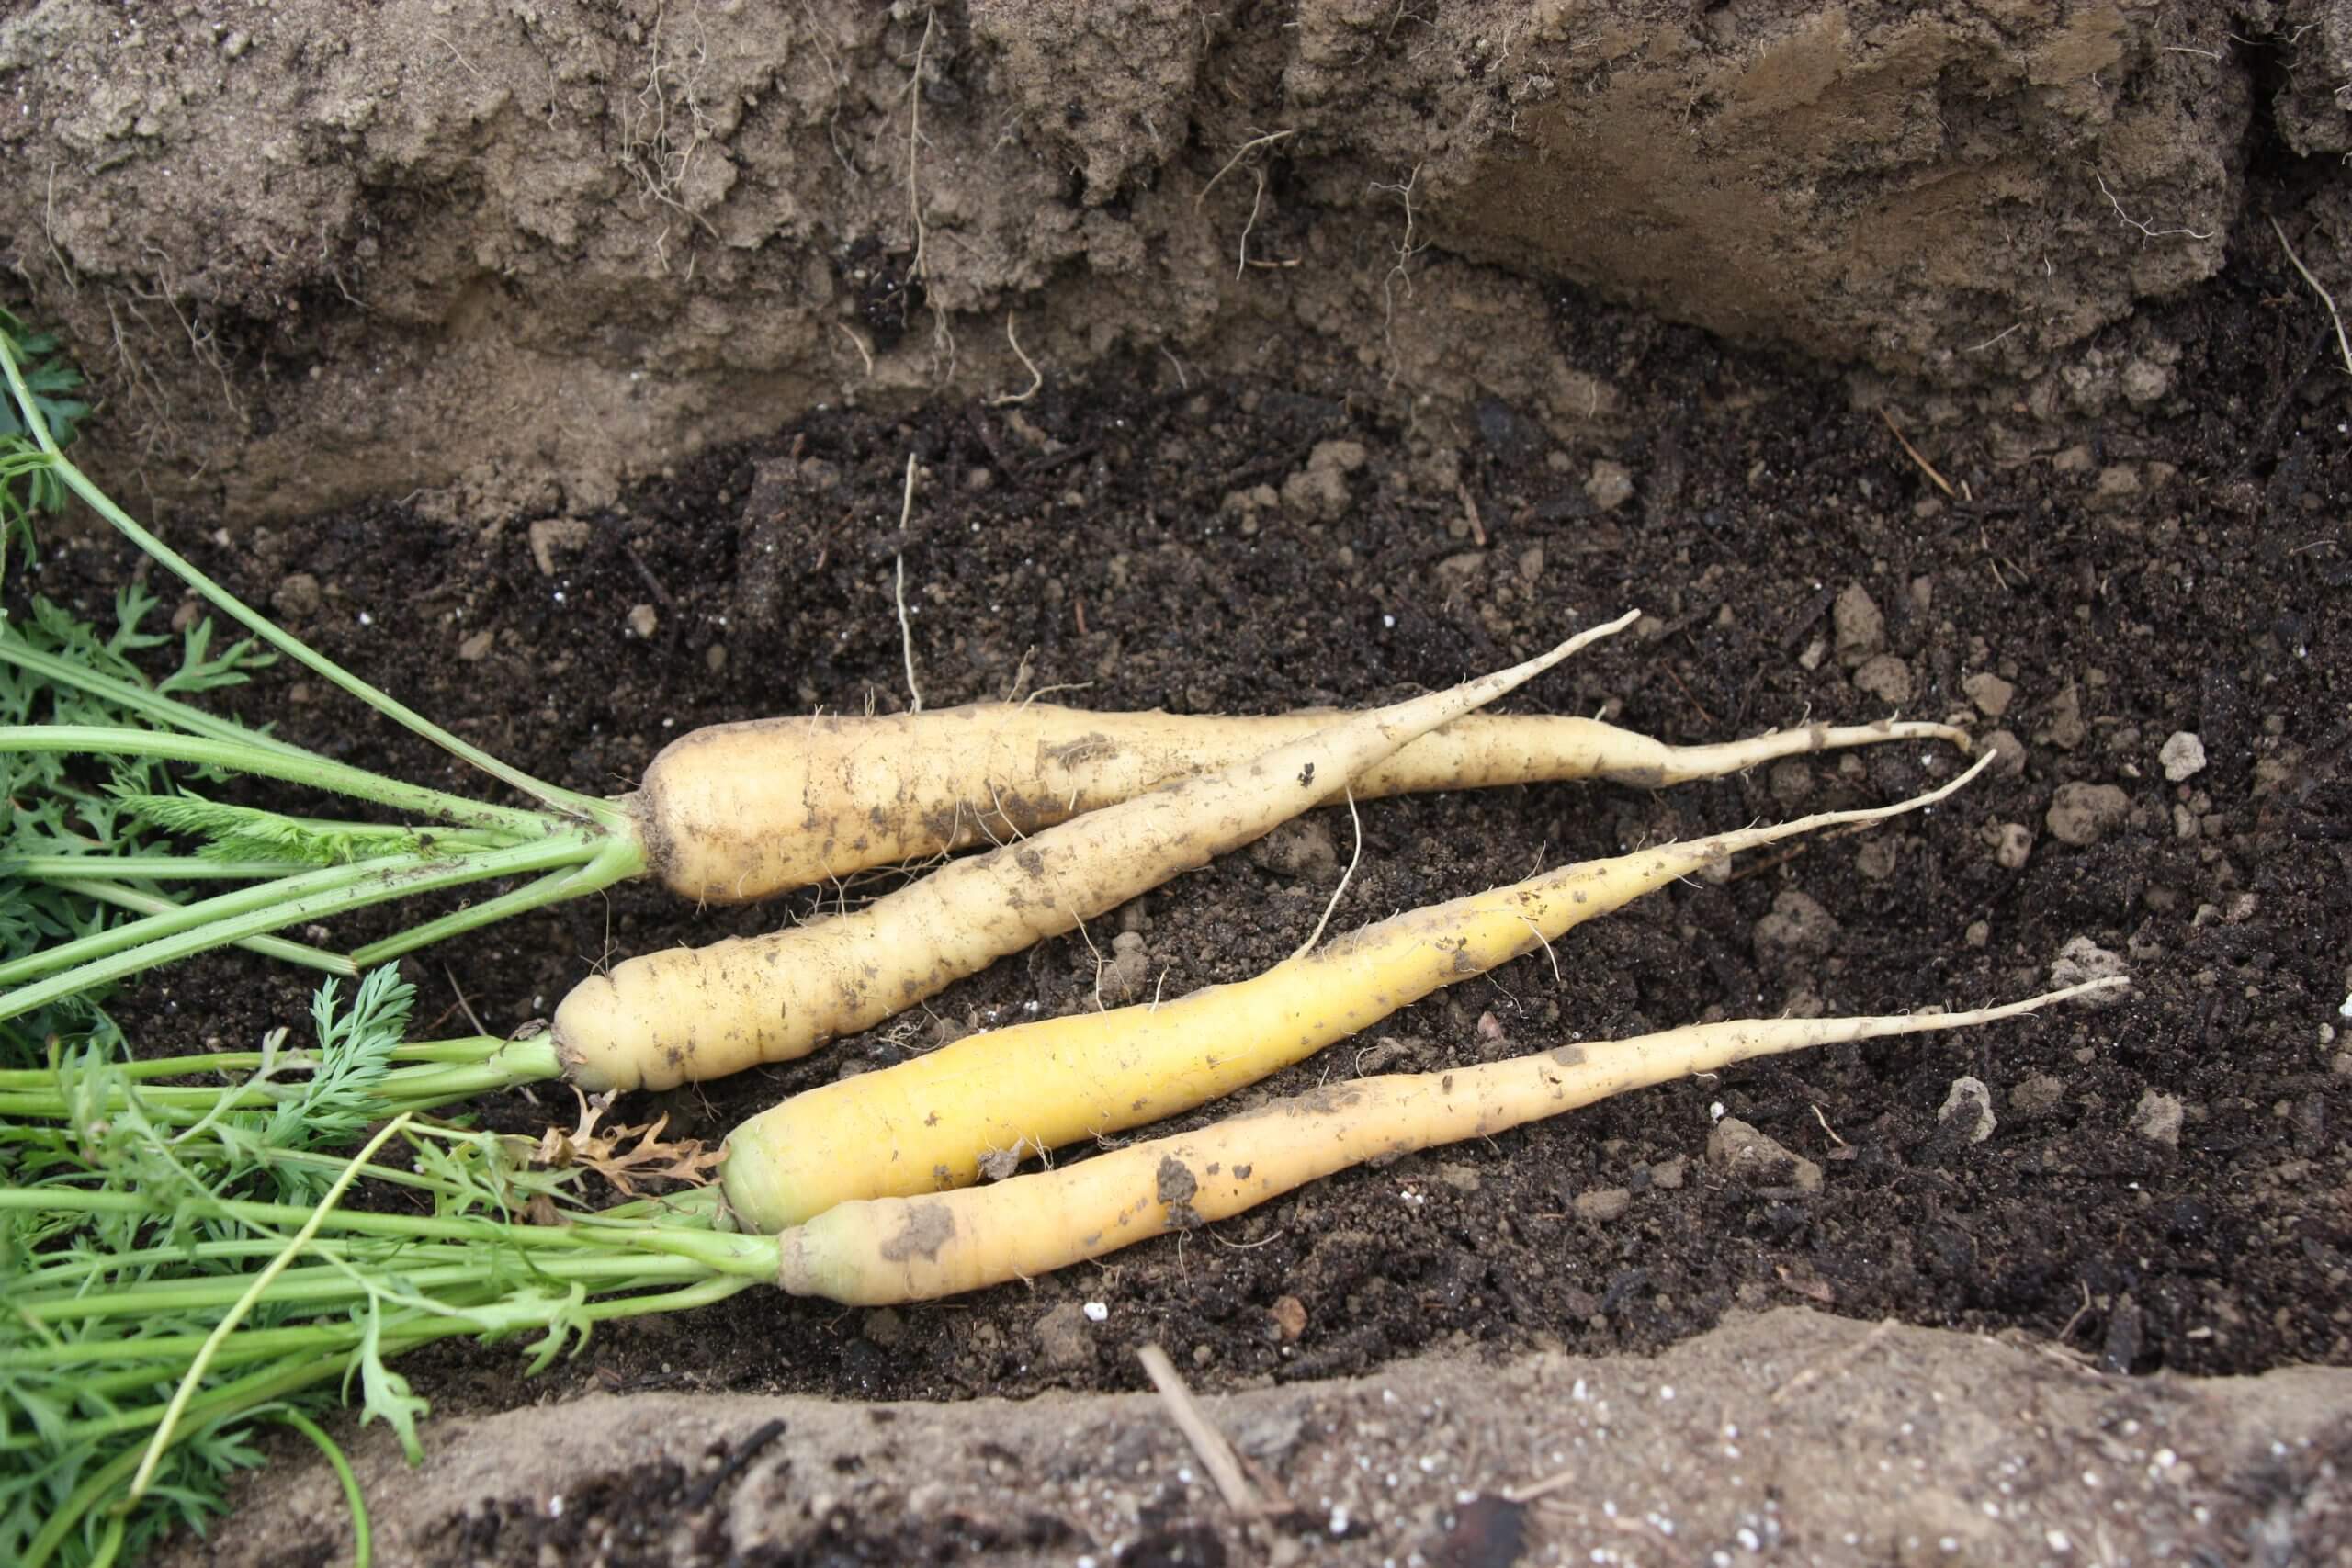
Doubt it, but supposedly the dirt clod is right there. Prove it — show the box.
[2130,1090,2186,1150]
[1753,889,1841,965]
[1573,1186,1633,1222]
[1706,1117,1823,1194]
[1832,582,1885,665]
[1584,460,1634,512]
[1962,671,2016,718]
[1034,1303,1096,1371]
[2045,782,2131,846]
[1850,653,1914,705]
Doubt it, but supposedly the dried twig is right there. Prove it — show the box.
[1136,1344,1261,1517]
[1879,409,1955,498]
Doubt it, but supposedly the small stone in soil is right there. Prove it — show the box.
[1938,1077,1997,1144]
[1984,820,2034,869]
[1585,459,1634,511]
[2159,730,2207,781]
[2129,1089,2185,1148]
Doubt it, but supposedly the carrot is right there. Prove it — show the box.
[770,977,2123,1304]
[720,751,1996,1231]
[1,327,1970,1008]
[554,614,1641,1091]
[637,703,1971,903]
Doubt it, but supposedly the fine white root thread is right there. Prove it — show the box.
[1516,913,1562,985]
[1372,163,1430,376]
[2271,216,2352,377]
[837,321,875,378]
[1237,167,1263,279]
[1197,128,1296,208]
[905,8,936,286]
[989,311,1044,405]
[894,458,924,715]
[1292,788,1363,961]
[2093,169,2213,242]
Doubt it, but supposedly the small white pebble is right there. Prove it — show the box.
[2154,1448,2177,1468]
[1082,1301,1108,1323]
[2047,1529,2072,1552]
[1382,614,1396,628]
[1710,1100,1726,1122]
[1738,1527,1760,1551]
[1659,1385,1675,1401]
[548,1495,565,1517]
[1940,1539,1959,1553]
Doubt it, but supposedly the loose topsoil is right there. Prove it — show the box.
[26,203,2350,1564]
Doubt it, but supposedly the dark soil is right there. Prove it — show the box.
[24,203,2351,1533]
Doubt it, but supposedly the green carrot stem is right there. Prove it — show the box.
[0,1034,560,1123]
[132,1116,418,1500]
[0,333,609,827]
[0,632,307,757]
[48,877,357,976]
[0,1032,517,1089]
[345,838,644,966]
[262,1408,372,1568]
[0,724,554,838]
[13,1242,749,1322]
[4,855,316,879]
[0,856,392,988]
[0,832,614,1019]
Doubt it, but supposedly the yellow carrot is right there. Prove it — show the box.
[770,977,2123,1304]
[720,751,1996,1231]
[555,614,1638,1092]
[637,702,1969,904]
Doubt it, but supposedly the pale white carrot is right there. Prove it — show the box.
[770,977,2125,1304]
[722,750,1996,1231]
[556,615,1638,1091]
[635,702,1970,904]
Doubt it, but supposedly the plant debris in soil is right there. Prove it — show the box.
[17,224,2347,1445]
